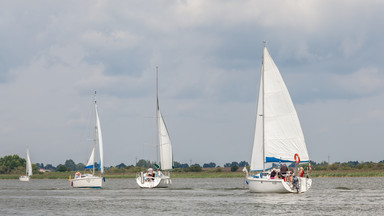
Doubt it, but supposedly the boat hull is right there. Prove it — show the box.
[247,177,312,193]
[19,176,30,182]
[72,176,103,188]
[136,172,172,188]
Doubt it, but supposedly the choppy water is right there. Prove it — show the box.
[0,177,383,215]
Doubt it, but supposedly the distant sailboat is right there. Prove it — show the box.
[136,67,173,188]
[244,42,312,193]
[19,148,32,182]
[71,91,105,188]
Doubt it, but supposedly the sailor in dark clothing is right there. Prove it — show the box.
[292,173,299,193]
[280,164,288,180]
[270,169,277,179]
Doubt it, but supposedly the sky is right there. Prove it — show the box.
[1,0,384,167]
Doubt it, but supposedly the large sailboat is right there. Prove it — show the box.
[136,67,173,188]
[19,148,32,182]
[244,43,312,193]
[71,92,105,188]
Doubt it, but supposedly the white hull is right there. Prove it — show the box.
[136,171,172,188]
[72,175,103,188]
[247,176,312,193]
[19,176,30,182]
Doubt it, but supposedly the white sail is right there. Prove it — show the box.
[263,47,309,163]
[85,146,95,169]
[250,46,309,170]
[95,103,104,174]
[250,69,264,171]
[26,148,32,176]
[158,109,173,170]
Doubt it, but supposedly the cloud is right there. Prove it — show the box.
[332,67,384,96]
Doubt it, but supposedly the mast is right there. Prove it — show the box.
[26,147,28,176]
[262,41,266,172]
[155,66,159,166]
[93,91,97,175]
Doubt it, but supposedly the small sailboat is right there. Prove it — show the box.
[19,148,32,182]
[244,42,312,193]
[136,67,173,188]
[71,92,105,188]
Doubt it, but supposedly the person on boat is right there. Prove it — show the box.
[292,173,299,192]
[156,168,162,177]
[288,169,294,182]
[147,167,154,181]
[147,167,153,175]
[280,164,288,180]
[299,167,304,177]
[75,172,81,179]
[270,169,277,179]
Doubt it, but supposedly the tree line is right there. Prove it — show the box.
[2,154,384,174]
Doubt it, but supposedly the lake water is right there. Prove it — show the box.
[0,177,383,215]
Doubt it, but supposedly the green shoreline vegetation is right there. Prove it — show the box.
[2,154,384,179]
[1,168,384,180]
[1,171,384,180]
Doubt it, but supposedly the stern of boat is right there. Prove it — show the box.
[19,176,30,182]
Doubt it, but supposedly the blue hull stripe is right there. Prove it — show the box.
[266,157,309,163]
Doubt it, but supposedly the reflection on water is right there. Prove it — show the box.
[0,177,383,215]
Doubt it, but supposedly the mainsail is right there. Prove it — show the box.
[156,67,173,171]
[95,102,104,174]
[250,46,309,171]
[158,109,173,170]
[26,148,32,176]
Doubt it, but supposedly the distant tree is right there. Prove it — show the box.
[116,163,127,169]
[173,161,189,169]
[188,164,202,172]
[57,164,69,172]
[76,163,85,171]
[224,162,239,168]
[238,161,249,167]
[173,161,181,168]
[231,164,239,172]
[44,164,56,171]
[203,162,216,168]
[32,164,39,174]
[0,155,26,174]
[36,163,44,169]
[64,159,76,171]
[328,163,339,170]
[347,161,359,167]
[136,159,151,168]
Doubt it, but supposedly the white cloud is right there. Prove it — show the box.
[333,67,384,96]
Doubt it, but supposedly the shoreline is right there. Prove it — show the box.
[2,170,384,179]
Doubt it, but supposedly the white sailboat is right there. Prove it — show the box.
[244,42,312,193]
[136,67,173,188]
[19,148,32,182]
[71,92,105,188]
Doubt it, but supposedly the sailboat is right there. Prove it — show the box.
[136,66,173,188]
[71,92,105,188]
[244,42,312,193]
[19,148,32,182]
